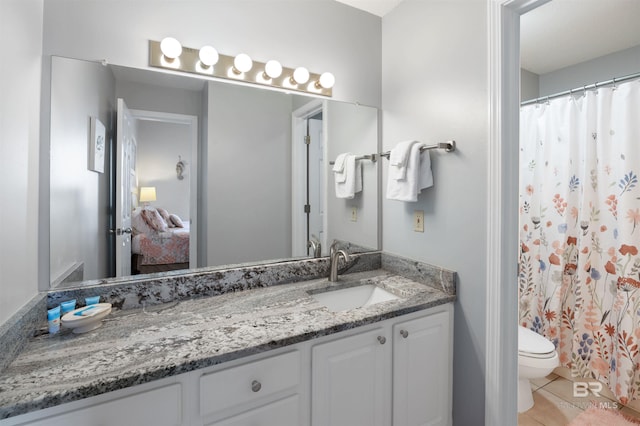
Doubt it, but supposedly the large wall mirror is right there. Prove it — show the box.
[49,56,379,289]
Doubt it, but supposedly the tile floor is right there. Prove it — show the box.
[518,372,640,425]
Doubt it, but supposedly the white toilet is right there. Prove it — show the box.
[518,325,559,412]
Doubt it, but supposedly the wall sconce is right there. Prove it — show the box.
[149,39,334,97]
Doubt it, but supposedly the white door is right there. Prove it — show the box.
[115,98,136,277]
[311,328,391,426]
[393,310,453,426]
[308,116,325,252]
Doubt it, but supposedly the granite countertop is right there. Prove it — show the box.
[0,268,455,419]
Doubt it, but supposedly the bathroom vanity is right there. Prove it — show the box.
[0,254,455,426]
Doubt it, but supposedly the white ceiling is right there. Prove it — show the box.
[335,0,640,76]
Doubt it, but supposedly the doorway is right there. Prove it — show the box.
[113,109,199,272]
[292,100,327,258]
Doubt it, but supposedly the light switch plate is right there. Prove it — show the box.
[413,210,424,232]
[350,207,357,222]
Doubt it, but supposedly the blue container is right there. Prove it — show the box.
[60,299,77,315]
[85,296,100,306]
[47,306,61,334]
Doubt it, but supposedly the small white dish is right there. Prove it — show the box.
[61,303,112,334]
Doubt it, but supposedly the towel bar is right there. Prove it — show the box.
[329,154,377,165]
[379,140,456,159]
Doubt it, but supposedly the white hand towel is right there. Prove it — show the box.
[386,143,432,202]
[418,149,433,192]
[389,140,418,181]
[333,152,350,183]
[335,154,362,199]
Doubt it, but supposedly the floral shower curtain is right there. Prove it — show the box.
[519,79,640,403]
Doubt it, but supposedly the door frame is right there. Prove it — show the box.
[291,100,326,257]
[129,109,199,270]
[486,0,551,423]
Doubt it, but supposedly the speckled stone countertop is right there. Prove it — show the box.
[0,267,455,420]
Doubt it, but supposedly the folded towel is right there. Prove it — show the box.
[335,154,362,199]
[386,143,433,202]
[389,140,419,181]
[333,152,351,183]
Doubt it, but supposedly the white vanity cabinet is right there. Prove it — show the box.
[311,304,453,426]
[3,304,452,426]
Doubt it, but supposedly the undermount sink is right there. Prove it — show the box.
[309,284,399,312]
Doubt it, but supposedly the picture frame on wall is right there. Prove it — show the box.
[89,116,106,173]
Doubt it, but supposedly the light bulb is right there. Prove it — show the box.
[233,53,253,73]
[264,60,283,79]
[160,37,182,60]
[317,72,335,89]
[292,67,310,85]
[199,46,219,67]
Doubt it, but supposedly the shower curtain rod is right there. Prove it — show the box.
[520,71,640,106]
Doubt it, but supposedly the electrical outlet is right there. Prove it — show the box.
[350,207,358,222]
[413,210,424,232]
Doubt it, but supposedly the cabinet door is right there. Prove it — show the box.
[311,328,391,426]
[19,383,183,426]
[393,310,452,426]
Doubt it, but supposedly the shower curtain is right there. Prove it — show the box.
[519,79,640,403]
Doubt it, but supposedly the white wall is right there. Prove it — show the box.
[49,56,115,284]
[136,121,191,220]
[326,101,378,250]
[206,82,292,266]
[0,0,43,325]
[382,1,488,424]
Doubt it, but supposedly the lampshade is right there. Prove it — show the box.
[139,187,157,203]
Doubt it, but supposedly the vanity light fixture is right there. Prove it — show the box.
[160,37,182,62]
[292,67,310,85]
[148,39,334,97]
[317,72,336,89]
[233,53,253,74]
[198,45,219,68]
[264,60,283,79]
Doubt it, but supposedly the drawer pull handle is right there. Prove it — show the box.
[251,380,262,392]
[377,336,386,345]
[400,330,409,338]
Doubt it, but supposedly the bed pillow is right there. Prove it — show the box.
[156,207,174,227]
[169,214,185,228]
[131,208,155,235]
[141,208,168,232]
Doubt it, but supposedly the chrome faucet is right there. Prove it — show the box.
[308,235,322,258]
[329,248,350,282]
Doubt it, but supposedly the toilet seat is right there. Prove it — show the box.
[518,326,556,358]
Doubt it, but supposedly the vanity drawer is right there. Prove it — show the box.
[199,350,300,418]
[205,395,300,426]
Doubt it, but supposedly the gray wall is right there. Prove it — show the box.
[49,56,115,284]
[206,82,292,266]
[136,121,192,221]
[382,1,488,424]
[0,0,43,325]
[326,101,378,250]
[539,44,640,97]
[520,68,540,102]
